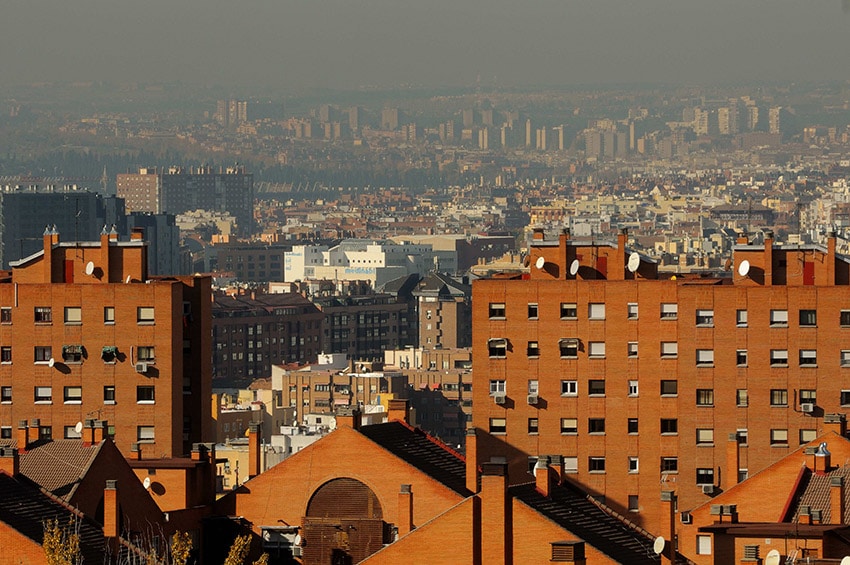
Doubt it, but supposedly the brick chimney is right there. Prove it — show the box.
[533,227,545,241]
[831,476,845,524]
[824,413,846,436]
[814,442,832,475]
[0,446,19,476]
[130,442,143,461]
[660,490,676,565]
[387,399,409,423]
[83,419,97,446]
[336,406,361,430]
[535,456,553,498]
[16,420,30,453]
[725,433,740,490]
[480,462,510,565]
[398,484,414,537]
[93,420,108,443]
[248,421,262,479]
[103,480,119,538]
[466,428,479,494]
[763,229,774,286]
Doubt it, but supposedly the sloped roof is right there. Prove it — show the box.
[18,440,102,500]
[359,421,472,497]
[412,272,470,299]
[790,465,850,524]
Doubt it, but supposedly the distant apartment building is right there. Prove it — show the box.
[127,212,181,276]
[117,166,254,236]
[215,99,284,127]
[313,294,411,361]
[215,243,290,282]
[381,107,399,130]
[412,272,472,349]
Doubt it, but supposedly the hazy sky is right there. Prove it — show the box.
[2,0,849,90]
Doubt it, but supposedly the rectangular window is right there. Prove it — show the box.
[800,389,817,404]
[561,380,577,396]
[588,418,605,434]
[661,457,679,472]
[62,345,83,363]
[736,309,748,327]
[104,307,115,324]
[588,303,605,320]
[737,389,748,407]
[488,338,507,358]
[527,303,538,319]
[628,457,639,473]
[559,338,579,358]
[527,380,539,395]
[0,386,11,403]
[696,429,714,445]
[628,418,639,434]
[560,303,577,319]
[0,346,10,364]
[137,426,156,442]
[489,418,506,434]
[696,535,712,555]
[736,349,748,366]
[799,309,817,327]
[628,495,639,512]
[696,309,714,326]
[660,303,678,319]
[104,386,116,404]
[34,386,52,403]
[588,457,606,472]
[528,418,538,434]
[137,346,155,362]
[39,426,51,441]
[770,389,788,406]
[627,303,638,319]
[737,428,749,445]
[696,349,714,366]
[770,349,789,366]
[842,310,850,327]
[564,457,578,474]
[64,425,82,439]
[0,307,10,324]
[628,380,639,397]
[526,341,540,357]
[770,309,788,326]
[661,342,678,358]
[489,380,506,395]
[841,390,850,406]
[660,380,678,396]
[627,342,638,357]
[137,386,155,404]
[0,427,11,439]
[34,307,52,323]
[588,380,605,396]
[64,307,82,324]
[488,303,506,319]
[799,349,817,367]
[696,468,715,485]
[800,429,817,444]
[34,346,52,363]
[841,351,850,367]
[770,428,789,445]
[137,307,155,323]
[63,386,82,404]
[696,389,715,406]
[588,342,606,358]
[661,418,678,434]
[561,418,578,434]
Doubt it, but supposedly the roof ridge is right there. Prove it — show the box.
[398,420,466,463]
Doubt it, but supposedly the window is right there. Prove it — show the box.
[64,307,82,324]
[489,380,506,396]
[627,303,638,319]
[559,338,578,358]
[137,426,156,442]
[661,457,679,472]
[770,349,789,366]
[528,418,539,434]
[34,386,52,403]
[137,307,155,324]
[628,495,639,512]
[34,306,52,323]
[696,309,714,326]
[696,468,715,485]
[736,389,748,407]
[770,389,788,406]
[696,535,712,555]
[628,457,639,473]
[527,380,539,395]
[737,429,749,445]
[63,386,82,404]
[560,303,577,319]
[588,380,605,396]
[137,386,155,404]
[800,389,817,404]
[660,303,678,319]
[628,380,639,397]
[588,342,606,358]
[696,349,714,366]
[800,429,817,444]
[736,349,748,366]
[488,302,506,319]
[770,428,789,446]
[0,427,11,439]
[0,307,10,324]
[770,309,788,326]
[62,345,83,363]
[34,346,52,364]
[588,303,605,320]
[841,390,850,406]
[64,425,82,439]
[696,389,715,406]
[104,307,115,324]
[39,426,52,441]
[527,341,539,357]
[627,342,638,357]
[561,418,578,434]
[660,380,678,396]
[661,419,678,434]
[488,338,507,358]
[137,346,155,362]
[799,309,817,327]
[799,349,817,367]
[104,386,116,404]
[588,457,606,473]
[527,303,538,319]
[736,309,748,327]
[561,380,577,396]
[842,351,850,367]
[489,418,506,434]
[564,457,578,474]
[842,310,850,327]
[661,342,678,358]
[588,418,605,434]
[696,429,714,445]
[0,386,11,403]
[1,346,10,363]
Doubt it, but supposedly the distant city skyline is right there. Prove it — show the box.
[1,0,850,91]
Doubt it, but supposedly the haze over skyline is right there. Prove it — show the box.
[2,0,850,91]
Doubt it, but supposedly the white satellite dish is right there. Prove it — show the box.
[74,421,83,434]
[569,259,580,276]
[84,261,95,276]
[653,536,665,555]
[738,260,750,277]
[627,252,640,273]
[535,256,545,270]
[840,556,850,565]
[143,477,152,490]
[764,549,781,565]
[47,358,55,368]
[293,534,302,546]
[125,275,132,284]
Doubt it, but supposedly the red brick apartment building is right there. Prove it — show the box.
[0,227,212,458]
[474,227,850,535]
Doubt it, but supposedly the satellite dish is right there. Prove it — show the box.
[840,556,850,565]
[125,275,132,284]
[74,421,83,434]
[84,261,95,276]
[569,259,580,276]
[143,477,152,490]
[627,252,640,273]
[738,259,751,277]
[293,534,302,546]
[47,358,55,368]
[535,256,545,270]
[764,549,781,565]
[653,536,666,555]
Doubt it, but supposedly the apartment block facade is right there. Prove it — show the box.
[473,227,850,534]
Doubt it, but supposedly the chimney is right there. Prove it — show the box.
[825,413,847,437]
[549,454,565,485]
[480,462,510,565]
[130,442,143,461]
[83,419,97,446]
[814,442,832,476]
[660,491,677,565]
[466,428,479,493]
[736,232,749,245]
[248,421,261,479]
[387,399,410,424]
[0,447,19,476]
[615,228,628,281]
[532,227,545,241]
[93,420,108,443]
[828,231,837,284]
[831,476,845,524]
[398,484,414,537]
[16,421,30,453]
[535,456,553,498]
[335,407,361,430]
[763,229,773,286]
[103,480,119,538]
[725,433,740,489]
[191,443,208,462]
[130,227,144,241]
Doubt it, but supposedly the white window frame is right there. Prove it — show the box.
[488,302,506,319]
[588,341,606,358]
[660,303,678,319]
[628,457,639,473]
[137,306,155,324]
[489,380,506,396]
[561,380,578,396]
[137,426,156,442]
[799,349,817,367]
[770,428,789,445]
[64,307,82,324]
[696,349,714,366]
[696,309,714,326]
[563,456,578,474]
[627,303,638,319]
[628,380,639,397]
[696,535,712,555]
[559,303,577,319]
[770,349,789,366]
[661,342,678,358]
[736,309,748,327]
[770,309,788,326]
[696,428,714,445]
[627,342,638,357]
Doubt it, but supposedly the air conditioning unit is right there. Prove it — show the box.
[494,394,506,405]
[135,362,148,373]
[680,511,692,524]
[527,395,539,405]
[292,546,302,558]
[801,403,815,413]
[701,484,715,495]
